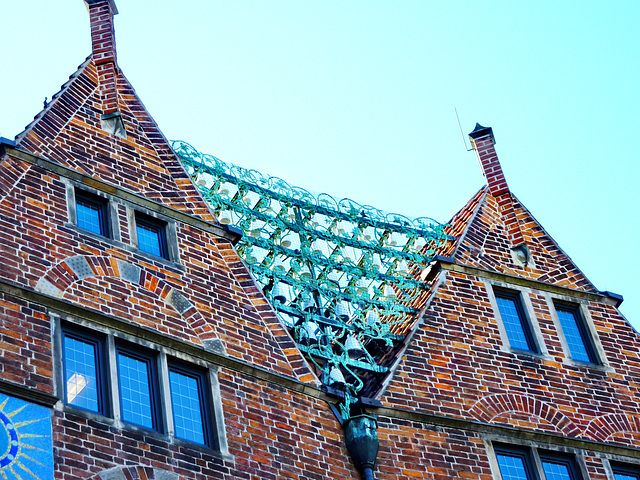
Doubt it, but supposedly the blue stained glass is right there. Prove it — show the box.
[170,370,206,445]
[496,295,532,352]
[137,222,163,257]
[77,201,103,235]
[556,308,592,363]
[118,353,154,429]
[542,460,572,480]
[496,453,529,480]
[64,336,99,412]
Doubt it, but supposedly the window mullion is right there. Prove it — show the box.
[531,448,545,480]
[158,351,174,436]
[106,334,121,422]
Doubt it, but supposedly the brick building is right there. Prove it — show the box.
[0,2,638,480]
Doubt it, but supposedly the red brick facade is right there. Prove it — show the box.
[0,2,637,480]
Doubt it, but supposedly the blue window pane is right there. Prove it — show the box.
[118,353,154,429]
[542,460,572,480]
[496,453,529,480]
[496,295,532,351]
[77,201,103,235]
[170,370,206,445]
[137,222,163,257]
[615,474,638,480]
[64,336,99,412]
[556,308,592,363]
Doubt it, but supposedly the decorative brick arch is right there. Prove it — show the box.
[468,393,581,437]
[583,413,640,442]
[90,465,179,480]
[35,255,219,343]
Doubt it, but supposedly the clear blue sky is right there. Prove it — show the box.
[2,1,639,327]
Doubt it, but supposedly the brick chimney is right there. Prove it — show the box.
[469,124,530,266]
[85,0,125,137]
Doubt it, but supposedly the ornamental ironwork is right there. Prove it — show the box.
[173,140,450,420]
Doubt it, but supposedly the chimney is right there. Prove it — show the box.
[84,0,125,137]
[469,124,529,265]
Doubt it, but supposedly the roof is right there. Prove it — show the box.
[173,140,458,417]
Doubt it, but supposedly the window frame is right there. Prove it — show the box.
[552,301,599,365]
[134,211,170,260]
[57,320,224,452]
[75,189,110,237]
[168,361,213,447]
[611,463,640,480]
[492,443,585,480]
[538,451,583,480]
[492,287,540,354]
[115,345,163,432]
[494,444,539,480]
[61,327,110,416]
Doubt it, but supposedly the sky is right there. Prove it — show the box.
[1,1,639,327]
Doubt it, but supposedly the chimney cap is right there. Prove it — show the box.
[469,123,495,143]
[84,0,118,15]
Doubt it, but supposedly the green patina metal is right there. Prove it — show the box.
[173,140,450,420]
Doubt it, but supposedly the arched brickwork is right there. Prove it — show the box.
[468,393,581,437]
[89,465,179,480]
[34,255,218,341]
[583,413,640,442]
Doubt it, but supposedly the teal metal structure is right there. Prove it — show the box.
[173,140,449,420]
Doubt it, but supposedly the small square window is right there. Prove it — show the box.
[116,348,161,431]
[135,213,169,259]
[494,289,538,353]
[62,329,107,414]
[554,303,598,364]
[75,190,109,237]
[169,363,211,446]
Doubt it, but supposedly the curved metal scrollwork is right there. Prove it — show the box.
[173,140,450,420]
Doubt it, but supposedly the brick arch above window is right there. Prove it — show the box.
[468,393,581,437]
[89,465,180,480]
[34,255,220,344]
[583,413,640,443]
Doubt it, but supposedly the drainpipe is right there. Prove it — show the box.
[343,414,379,480]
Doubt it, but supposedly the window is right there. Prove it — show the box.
[169,364,211,446]
[494,289,538,353]
[60,324,219,449]
[116,348,161,430]
[135,213,169,259]
[62,329,107,414]
[553,303,597,364]
[494,445,583,480]
[75,189,109,236]
[612,464,640,480]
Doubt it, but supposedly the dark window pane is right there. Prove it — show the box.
[556,307,593,363]
[76,200,104,235]
[117,352,154,429]
[496,452,530,480]
[63,335,100,412]
[495,294,534,352]
[169,369,206,445]
[542,460,573,480]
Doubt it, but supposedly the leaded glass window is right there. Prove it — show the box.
[494,290,537,353]
[554,304,597,364]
